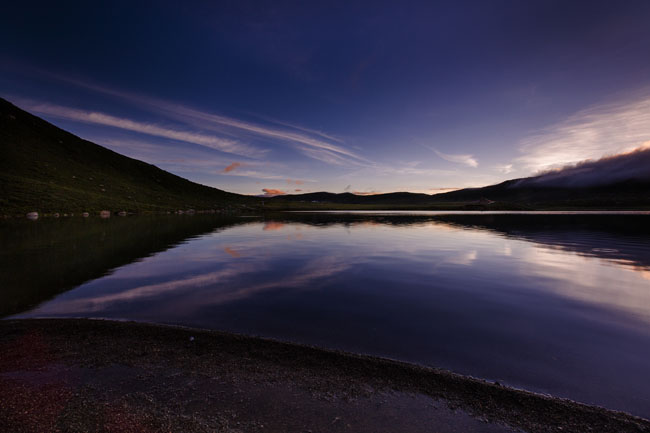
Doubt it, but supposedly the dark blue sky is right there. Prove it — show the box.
[3,1,650,195]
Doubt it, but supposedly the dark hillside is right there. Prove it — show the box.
[0,98,257,215]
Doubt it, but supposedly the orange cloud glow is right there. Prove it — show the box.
[286,179,304,185]
[262,188,287,196]
[222,162,242,173]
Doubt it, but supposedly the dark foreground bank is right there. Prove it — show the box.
[1,320,648,433]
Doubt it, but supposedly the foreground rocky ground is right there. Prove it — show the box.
[1,319,648,433]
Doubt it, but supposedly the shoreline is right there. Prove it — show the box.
[4,207,650,219]
[1,318,648,433]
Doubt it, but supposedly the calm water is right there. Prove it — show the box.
[2,212,650,417]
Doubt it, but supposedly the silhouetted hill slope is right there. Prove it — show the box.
[431,177,650,208]
[0,98,257,215]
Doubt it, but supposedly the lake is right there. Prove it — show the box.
[2,212,650,418]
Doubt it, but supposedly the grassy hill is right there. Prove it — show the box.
[0,98,258,215]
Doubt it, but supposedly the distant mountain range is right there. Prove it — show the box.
[1,96,649,214]
[270,149,650,209]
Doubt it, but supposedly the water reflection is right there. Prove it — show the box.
[3,213,650,418]
[0,215,248,316]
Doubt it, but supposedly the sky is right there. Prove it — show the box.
[2,0,650,196]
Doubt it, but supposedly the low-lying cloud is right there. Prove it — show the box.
[513,145,650,188]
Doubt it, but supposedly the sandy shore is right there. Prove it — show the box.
[1,319,648,433]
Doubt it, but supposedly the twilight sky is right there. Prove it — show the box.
[2,1,650,196]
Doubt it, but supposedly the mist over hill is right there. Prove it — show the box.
[512,147,650,189]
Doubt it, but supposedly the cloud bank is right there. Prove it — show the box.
[514,145,650,188]
[517,93,650,173]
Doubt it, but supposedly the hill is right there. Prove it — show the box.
[270,148,650,210]
[0,98,257,215]
[431,148,650,208]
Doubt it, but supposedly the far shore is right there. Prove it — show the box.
[1,319,648,433]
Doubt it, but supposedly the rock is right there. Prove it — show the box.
[99,210,111,218]
[26,212,38,220]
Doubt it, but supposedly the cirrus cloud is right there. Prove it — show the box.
[433,149,479,168]
[517,92,650,173]
[15,99,263,158]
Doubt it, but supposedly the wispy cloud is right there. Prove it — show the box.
[17,99,263,158]
[433,149,479,167]
[495,163,514,174]
[517,92,650,173]
[286,178,304,185]
[30,76,370,166]
[249,113,345,144]
[352,190,382,195]
[222,162,242,173]
[89,137,289,180]
[220,170,286,180]
[429,187,460,194]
